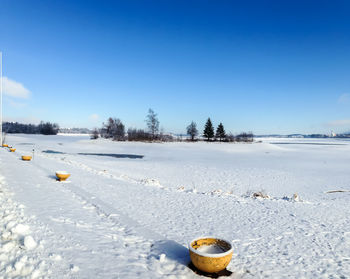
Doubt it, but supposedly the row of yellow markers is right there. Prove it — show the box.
[1,144,69,181]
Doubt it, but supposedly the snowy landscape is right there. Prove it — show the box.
[3,1,350,278]
[1,134,350,278]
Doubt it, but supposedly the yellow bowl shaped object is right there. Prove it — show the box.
[2,144,8,147]
[56,171,70,181]
[22,155,32,161]
[9,148,16,152]
[189,237,233,273]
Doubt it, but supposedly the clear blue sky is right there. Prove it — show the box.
[1,0,350,134]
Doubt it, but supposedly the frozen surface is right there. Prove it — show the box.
[1,134,350,278]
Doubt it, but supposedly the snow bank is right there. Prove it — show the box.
[0,175,48,278]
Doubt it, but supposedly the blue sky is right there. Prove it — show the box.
[1,0,350,134]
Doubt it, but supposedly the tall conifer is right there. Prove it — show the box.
[203,118,214,141]
[216,122,226,141]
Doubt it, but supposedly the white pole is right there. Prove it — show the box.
[0,52,2,145]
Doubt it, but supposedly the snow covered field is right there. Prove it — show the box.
[1,134,350,278]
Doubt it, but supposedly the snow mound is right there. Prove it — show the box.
[24,236,37,250]
[140,178,163,187]
[0,175,51,277]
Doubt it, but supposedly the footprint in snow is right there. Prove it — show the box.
[70,264,79,272]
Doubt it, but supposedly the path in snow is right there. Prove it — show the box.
[1,147,199,278]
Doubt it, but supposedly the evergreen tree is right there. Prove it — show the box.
[216,122,226,141]
[186,121,198,141]
[203,118,214,141]
[38,121,59,135]
[3,121,58,135]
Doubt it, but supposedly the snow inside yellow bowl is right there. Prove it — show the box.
[56,171,70,181]
[22,155,32,161]
[9,148,16,152]
[189,237,233,273]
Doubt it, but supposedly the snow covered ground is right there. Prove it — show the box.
[1,134,350,278]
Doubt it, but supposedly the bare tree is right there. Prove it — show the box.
[236,132,254,142]
[187,121,198,141]
[113,119,125,141]
[103,117,125,140]
[145,109,159,139]
[226,132,235,142]
[90,128,99,140]
[105,117,115,138]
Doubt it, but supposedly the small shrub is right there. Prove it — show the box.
[252,191,270,199]
[127,128,152,141]
[236,132,254,143]
[90,129,99,140]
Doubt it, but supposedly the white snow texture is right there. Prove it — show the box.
[1,134,350,278]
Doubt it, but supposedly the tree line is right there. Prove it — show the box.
[187,118,253,142]
[93,109,253,143]
[92,109,166,141]
[2,121,60,135]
